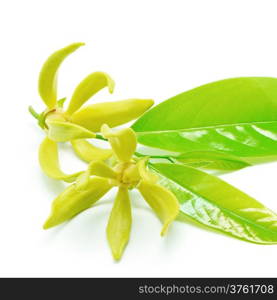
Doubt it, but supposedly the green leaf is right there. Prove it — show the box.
[132,77,277,165]
[38,42,84,109]
[175,151,251,171]
[136,121,277,163]
[150,163,277,244]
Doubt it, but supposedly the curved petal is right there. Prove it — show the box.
[66,72,115,115]
[101,124,137,162]
[38,43,84,109]
[75,160,117,190]
[106,187,132,261]
[46,120,95,142]
[71,99,154,132]
[43,177,112,229]
[71,139,112,163]
[75,170,91,191]
[137,158,158,184]
[88,161,117,179]
[138,181,179,235]
[39,137,83,182]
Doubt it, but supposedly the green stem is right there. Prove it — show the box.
[95,134,108,141]
[165,157,175,163]
[134,151,175,163]
[28,106,39,120]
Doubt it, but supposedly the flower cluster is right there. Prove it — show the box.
[44,124,179,260]
[29,43,154,182]
[30,43,179,260]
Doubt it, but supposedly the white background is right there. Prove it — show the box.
[0,0,277,277]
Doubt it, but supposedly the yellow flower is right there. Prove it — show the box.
[43,125,180,260]
[29,43,154,182]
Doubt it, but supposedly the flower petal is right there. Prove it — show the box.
[75,160,118,190]
[38,43,84,109]
[106,187,132,261]
[39,137,82,182]
[138,181,179,235]
[75,161,117,191]
[101,124,137,162]
[46,120,95,142]
[75,170,91,191]
[88,161,117,179]
[66,72,115,115]
[137,158,158,184]
[43,177,112,229]
[71,99,154,132]
[71,139,112,163]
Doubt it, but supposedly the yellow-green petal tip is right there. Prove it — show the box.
[112,251,122,261]
[108,77,115,94]
[160,220,171,236]
[43,217,54,230]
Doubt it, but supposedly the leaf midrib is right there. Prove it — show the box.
[135,120,277,134]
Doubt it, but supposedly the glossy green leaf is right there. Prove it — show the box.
[150,163,277,244]
[39,137,82,182]
[136,121,277,163]
[66,72,115,115]
[176,151,251,171]
[46,120,96,142]
[44,177,112,229]
[106,187,132,260]
[132,77,277,165]
[71,139,112,163]
[38,43,84,109]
